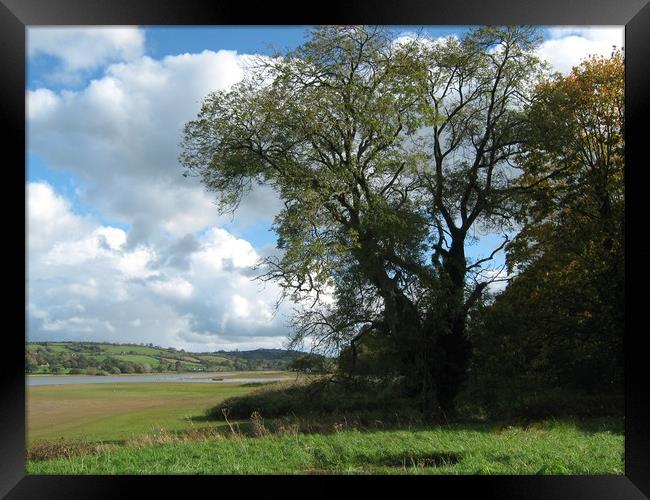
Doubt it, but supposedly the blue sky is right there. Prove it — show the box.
[28,26,473,90]
[143,25,475,59]
[26,26,624,351]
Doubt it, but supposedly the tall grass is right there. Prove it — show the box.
[27,418,624,475]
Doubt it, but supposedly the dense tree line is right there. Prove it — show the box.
[26,349,156,375]
[463,52,624,416]
[26,348,93,374]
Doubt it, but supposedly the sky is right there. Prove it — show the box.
[26,25,624,352]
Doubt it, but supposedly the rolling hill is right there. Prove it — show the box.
[25,341,311,375]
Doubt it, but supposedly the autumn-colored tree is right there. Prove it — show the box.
[467,51,625,411]
[509,49,624,266]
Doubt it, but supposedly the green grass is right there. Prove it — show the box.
[85,354,107,363]
[27,419,624,475]
[27,382,262,443]
[48,346,69,352]
[72,352,164,367]
[99,345,168,356]
[27,375,624,475]
[114,354,162,367]
[27,372,295,443]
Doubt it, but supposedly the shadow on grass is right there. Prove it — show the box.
[186,414,211,423]
[200,376,625,439]
[368,451,462,468]
[197,410,590,440]
[568,416,624,435]
[304,449,464,472]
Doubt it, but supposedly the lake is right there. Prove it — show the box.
[26,372,294,386]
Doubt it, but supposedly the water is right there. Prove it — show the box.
[26,372,293,386]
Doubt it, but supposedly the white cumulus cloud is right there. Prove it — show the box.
[27,180,290,351]
[28,27,145,84]
[27,49,282,247]
[538,26,624,74]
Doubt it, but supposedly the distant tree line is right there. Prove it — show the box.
[25,343,308,375]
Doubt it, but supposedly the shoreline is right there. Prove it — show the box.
[26,369,288,377]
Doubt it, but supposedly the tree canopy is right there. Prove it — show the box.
[465,50,624,415]
[180,26,622,416]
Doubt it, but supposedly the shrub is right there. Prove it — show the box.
[456,382,624,421]
[249,411,268,437]
[207,376,416,421]
[27,440,108,461]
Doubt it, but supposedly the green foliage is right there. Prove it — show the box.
[462,51,625,415]
[288,353,332,373]
[337,330,401,377]
[208,378,414,420]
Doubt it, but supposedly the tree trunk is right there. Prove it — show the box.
[354,236,474,416]
[435,239,471,415]
[435,315,471,416]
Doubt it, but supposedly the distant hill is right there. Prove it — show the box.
[25,341,312,375]
[213,349,305,361]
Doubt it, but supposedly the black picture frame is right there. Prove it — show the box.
[2,1,648,498]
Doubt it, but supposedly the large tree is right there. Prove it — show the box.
[180,26,546,414]
[403,26,546,411]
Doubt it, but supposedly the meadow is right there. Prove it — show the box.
[26,375,624,475]
[27,373,292,443]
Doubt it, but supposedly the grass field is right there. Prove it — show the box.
[27,373,293,443]
[27,419,624,475]
[26,376,624,475]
